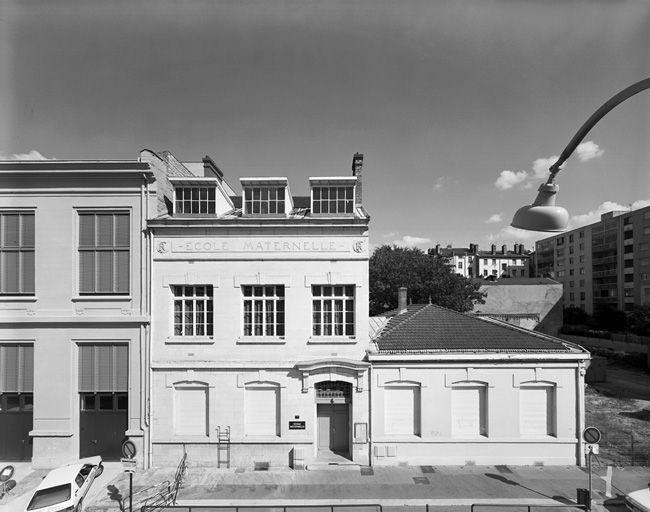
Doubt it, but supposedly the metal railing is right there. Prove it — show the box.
[141,505,382,512]
[138,453,187,512]
[468,504,587,512]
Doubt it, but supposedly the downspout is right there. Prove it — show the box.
[577,359,587,466]
[140,174,150,469]
[147,200,154,468]
[368,363,374,467]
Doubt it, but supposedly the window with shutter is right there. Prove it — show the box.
[0,344,34,392]
[78,344,128,392]
[78,212,129,294]
[384,386,420,436]
[452,386,487,437]
[520,386,555,436]
[174,386,208,436]
[244,386,279,436]
[0,212,35,295]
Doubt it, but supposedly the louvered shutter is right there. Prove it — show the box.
[3,214,19,246]
[3,252,19,293]
[2,345,19,392]
[115,345,128,392]
[22,251,35,294]
[520,387,552,436]
[21,345,34,392]
[245,387,278,436]
[96,345,113,391]
[384,386,419,435]
[79,345,95,391]
[452,387,485,436]
[115,251,129,294]
[174,387,208,435]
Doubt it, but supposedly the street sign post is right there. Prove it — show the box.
[121,441,137,512]
[582,426,602,512]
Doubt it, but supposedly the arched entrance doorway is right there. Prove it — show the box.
[315,381,351,460]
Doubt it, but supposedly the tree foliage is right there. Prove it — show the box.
[369,245,485,316]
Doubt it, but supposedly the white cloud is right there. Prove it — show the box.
[495,170,528,190]
[567,199,650,229]
[485,213,503,224]
[392,235,432,248]
[532,156,560,179]
[487,225,544,243]
[575,141,604,162]
[0,150,52,160]
[498,140,603,191]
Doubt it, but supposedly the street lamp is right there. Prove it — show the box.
[511,77,650,232]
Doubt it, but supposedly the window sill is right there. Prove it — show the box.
[72,295,132,302]
[237,337,286,345]
[308,336,357,344]
[0,295,37,302]
[165,336,214,345]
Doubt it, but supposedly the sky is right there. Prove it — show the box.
[2,0,650,252]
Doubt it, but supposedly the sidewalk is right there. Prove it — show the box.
[79,464,650,512]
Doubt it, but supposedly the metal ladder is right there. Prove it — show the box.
[216,426,231,468]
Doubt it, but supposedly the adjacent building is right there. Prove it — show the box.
[430,243,531,279]
[534,206,650,315]
[369,290,589,466]
[0,160,154,467]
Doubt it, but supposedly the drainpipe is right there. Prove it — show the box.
[577,360,587,466]
[367,361,374,467]
[147,217,154,468]
[140,174,151,469]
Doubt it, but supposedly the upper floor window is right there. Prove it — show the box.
[244,187,285,215]
[312,285,355,336]
[312,186,354,215]
[242,285,285,337]
[0,212,34,295]
[79,212,129,295]
[457,261,463,269]
[172,285,213,336]
[175,187,216,214]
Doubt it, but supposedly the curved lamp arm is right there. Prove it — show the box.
[547,77,650,183]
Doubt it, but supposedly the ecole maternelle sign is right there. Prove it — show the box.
[155,237,368,259]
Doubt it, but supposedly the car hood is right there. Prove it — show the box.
[626,488,650,511]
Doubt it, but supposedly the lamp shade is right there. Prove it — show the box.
[510,183,569,232]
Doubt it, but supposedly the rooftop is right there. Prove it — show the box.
[371,304,586,354]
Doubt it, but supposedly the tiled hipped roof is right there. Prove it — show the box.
[373,304,582,354]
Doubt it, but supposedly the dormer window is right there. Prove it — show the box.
[310,177,356,215]
[174,187,216,214]
[240,178,290,216]
[244,187,285,215]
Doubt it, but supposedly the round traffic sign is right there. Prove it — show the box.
[583,426,601,444]
[121,440,136,459]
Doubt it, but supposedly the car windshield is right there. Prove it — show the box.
[27,484,71,510]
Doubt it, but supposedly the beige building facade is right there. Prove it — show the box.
[0,161,154,468]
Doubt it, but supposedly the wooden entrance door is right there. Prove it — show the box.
[317,403,349,454]
[0,393,33,461]
[79,393,127,460]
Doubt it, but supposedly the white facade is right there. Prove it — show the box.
[145,151,371,467]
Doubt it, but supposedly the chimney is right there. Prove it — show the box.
[435,243,441,255]
[518,244,524,255]
[352,153,364,207]
[502,244,507,254]
[513,243,519,254]
[491,244,496,254]
[398,287,408,314]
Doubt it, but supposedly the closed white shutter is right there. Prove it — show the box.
[174,387,208,436]
[384,386,419,435]
[520,387,552,436]
[452,387,485,436]
[245,387,278,436]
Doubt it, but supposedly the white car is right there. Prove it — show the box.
[25,457,104,512]
[626,484,650,512]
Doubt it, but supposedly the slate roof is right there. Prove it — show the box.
[372,304,584,354]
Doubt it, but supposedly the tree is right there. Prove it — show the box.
[625,304,650,336]
[369,245,485,316]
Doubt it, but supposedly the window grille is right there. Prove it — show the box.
[172,285,214,336]
[315,381,351,399]
[242,285,284,336]
[0,212,35,295]
[78,344,128,392]
[175,187,216,214]
[0,344,34,392]
[243,187,285,215]
[312,187,354,214]
[312,285,355,336]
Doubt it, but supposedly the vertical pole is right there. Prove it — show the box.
[129,472,133,512]
[587,446,592,511]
